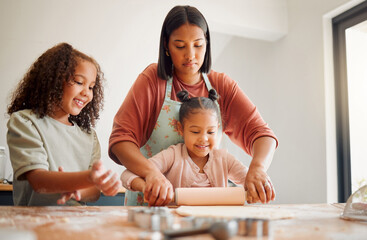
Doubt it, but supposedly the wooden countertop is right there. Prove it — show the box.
[0,183,126,193]
[0,183,12,191]
[0,204,366,239]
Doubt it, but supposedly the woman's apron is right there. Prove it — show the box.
[124,74,222,205]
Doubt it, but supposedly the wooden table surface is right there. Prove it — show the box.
[0,183,12,191]
[0,204,366,240]
[0,183,127,193]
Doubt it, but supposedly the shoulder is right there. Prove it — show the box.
[10,109,36,119]
[86,127,99,140]
[153,143,185,159]
[211,148,238,161]
[139,63,160,82]
[211,148,229,157]
[207,70,238,94]
[141,63,158,76]
[162,143,185,154]
[133,63,166,92]
[207,69,234,84]
[8,109,39,126]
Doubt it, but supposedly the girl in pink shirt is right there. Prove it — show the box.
[121,89,266,206]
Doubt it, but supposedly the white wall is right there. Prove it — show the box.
[0,0,286,180]
[215,0,362,204]
[0,0,362,204]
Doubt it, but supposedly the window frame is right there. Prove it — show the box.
[332,0,367,202]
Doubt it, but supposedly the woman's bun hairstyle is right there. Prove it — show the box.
[177,90,190,102]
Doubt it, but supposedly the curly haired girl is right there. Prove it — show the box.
[7,43,121,206]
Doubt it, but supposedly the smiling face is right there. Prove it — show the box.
[178,109,219,162]
[52,59,97,125]
[167,23,206,84]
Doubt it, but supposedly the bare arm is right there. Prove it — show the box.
[111,141,158,178]
[245,136,276,204]
[26,161,121,204]
[79,187,101,202]
[26,169,94,193]
[130,177,146,193]
[111,141,173,206]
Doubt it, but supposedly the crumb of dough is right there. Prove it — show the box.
[60,217,70,223]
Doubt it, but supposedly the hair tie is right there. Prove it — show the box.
[208,89,218,101]
[177,90,190,102]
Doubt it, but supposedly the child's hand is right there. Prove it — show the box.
[90,160,122,196]
[56,166,81,205]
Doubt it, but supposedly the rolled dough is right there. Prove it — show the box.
[175,205,295,220]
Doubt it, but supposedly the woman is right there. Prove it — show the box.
[109,5,278,206]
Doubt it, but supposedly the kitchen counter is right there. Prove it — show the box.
[0,184,126,206]
[0,204,366,239]
[0,183,12,191]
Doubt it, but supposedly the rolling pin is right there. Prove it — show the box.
[174,187,248,206]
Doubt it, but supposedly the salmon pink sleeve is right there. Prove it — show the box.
[108,64,165,164]
[209,71,278,156]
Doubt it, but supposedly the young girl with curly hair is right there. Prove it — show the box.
[7,42,121,206]
[121,89,252,206]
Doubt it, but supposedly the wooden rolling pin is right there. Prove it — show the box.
[174,187,248,206]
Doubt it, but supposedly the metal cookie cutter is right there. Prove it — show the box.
[164,218,238,240]
[128,207,174,232]
[235,218,272,237]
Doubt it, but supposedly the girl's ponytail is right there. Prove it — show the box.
[177,90,190,102]
[208,89,219,102]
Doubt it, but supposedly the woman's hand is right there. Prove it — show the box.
[90,160,122,196]
[245,164,275,204]
[246,137,276,204]
[144,171,174,206]
[56,166,81,205]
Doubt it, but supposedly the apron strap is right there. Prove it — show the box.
[202,73,223,134]
[165,77,173,99]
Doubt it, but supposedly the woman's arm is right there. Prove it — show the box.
[130,177,146,193]
[111,141,174,206]
[245,137,276,204]
[210,72,278,204]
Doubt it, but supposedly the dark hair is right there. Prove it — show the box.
[177,89,219,124]
[158,5,212,80]
[7,42,105,132]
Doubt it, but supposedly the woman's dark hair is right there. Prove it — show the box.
[158,5,212,80]
[7,42,104,132]
[177,89,219,124]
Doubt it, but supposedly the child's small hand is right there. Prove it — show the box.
[90,160,122,196]
[56,166,81,205]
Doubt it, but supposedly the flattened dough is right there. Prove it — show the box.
[175,206,295,220]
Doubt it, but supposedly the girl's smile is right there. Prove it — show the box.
[178,109,219,163]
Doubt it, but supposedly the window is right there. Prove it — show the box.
[332,0,367,202]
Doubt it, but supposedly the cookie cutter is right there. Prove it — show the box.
[236,218,272,237]
[128,207,174,231]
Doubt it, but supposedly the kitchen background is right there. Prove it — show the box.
[0,0,365,204]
